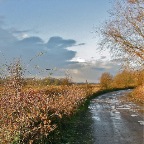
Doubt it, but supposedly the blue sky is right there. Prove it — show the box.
[0,0,120,82]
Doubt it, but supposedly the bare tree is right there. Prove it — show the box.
[100,0,144,67]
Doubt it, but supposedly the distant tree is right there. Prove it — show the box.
[100,72,113,89]
[100,0,144,66]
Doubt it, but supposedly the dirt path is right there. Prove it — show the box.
[89,90,144,144]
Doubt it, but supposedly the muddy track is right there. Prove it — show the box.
[88,90,144,144]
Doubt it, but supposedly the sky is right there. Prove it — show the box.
[0,0,121,83]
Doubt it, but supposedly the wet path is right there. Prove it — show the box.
[89,90,144,144]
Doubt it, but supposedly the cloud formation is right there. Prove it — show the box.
[0,22,120,82]
[42,36,76,68]
[0,25,77,75]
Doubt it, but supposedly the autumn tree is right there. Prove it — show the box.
[100,0,144,66]
[100,72,113,89]
[112,69,136,88]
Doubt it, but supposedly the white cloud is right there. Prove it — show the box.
[70,57,86,63]
[17,33,29,39]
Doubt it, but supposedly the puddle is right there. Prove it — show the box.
[116,105,131,110]
[88,106,96,110]
[116,107,130,110]
[138,121,144,125]
[92,116,101,121]
[114,117,121,120]
[129,109,136,112]
[110,110,121,120]
[131,114,138,117]
[115,111,120,114]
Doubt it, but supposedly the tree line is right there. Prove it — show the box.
[100,69,144,89]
